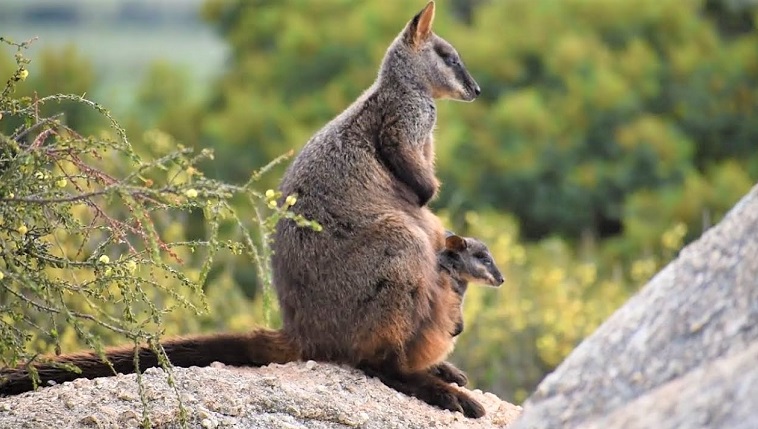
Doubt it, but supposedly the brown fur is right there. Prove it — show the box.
[1,1,484,418]
[0,330,296,396]
[270,0,481,417]
[404,280,461,372]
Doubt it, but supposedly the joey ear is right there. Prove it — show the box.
[405,1,435,47]
[445,234,467,252]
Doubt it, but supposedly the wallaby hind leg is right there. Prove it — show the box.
[428,361,468,386]
[358,361,484,418]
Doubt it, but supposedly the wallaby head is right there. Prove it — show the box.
[380,1,481,102]
[440,233,505,287]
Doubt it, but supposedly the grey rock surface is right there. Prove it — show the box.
[0,361,522,429]
[580,340,758,429]
[512,183,758,429]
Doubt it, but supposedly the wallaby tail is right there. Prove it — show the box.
[0,328,299,396]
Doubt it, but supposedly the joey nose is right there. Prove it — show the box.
[494,274,504,286]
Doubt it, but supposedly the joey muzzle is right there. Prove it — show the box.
[493,273,504,286]
[487,269,504,287]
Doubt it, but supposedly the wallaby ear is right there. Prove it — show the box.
[445,234,467,252]
[405,1,436,47]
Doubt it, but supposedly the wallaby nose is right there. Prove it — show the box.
[474,85,481,96]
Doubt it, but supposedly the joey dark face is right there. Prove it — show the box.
[443,235,504,287]
[463,239,504,287]
[401,1,481,102]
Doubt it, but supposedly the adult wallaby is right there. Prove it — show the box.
[270,0,483,417]
[1,1,485,418]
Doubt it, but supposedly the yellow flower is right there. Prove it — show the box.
[267,200,277,209]
[17,225,28,235]
[661,222,687,251]
[125,260,138,273]
[631,258,656,283]
[265,189,276,199]
[577,263,597,285]
[0,272,4,280]
[285,195,297,206]
[19,69,29,81]
[98,255,110,264]
[185,189,198,198]
[55,178,67,188]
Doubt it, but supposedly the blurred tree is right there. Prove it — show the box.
[436,0,758,242]
[199,0,758,249]
[0,44,103,137]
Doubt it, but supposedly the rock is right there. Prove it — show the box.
[580,341,758,429]
[512,183,758,429]
[0,362,521,428]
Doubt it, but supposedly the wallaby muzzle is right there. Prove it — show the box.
[459,66,481,102]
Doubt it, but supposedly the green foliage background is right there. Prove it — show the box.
[2,0,757,404]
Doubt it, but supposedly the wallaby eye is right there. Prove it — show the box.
[444,55,460,67]
[435,46,459,67]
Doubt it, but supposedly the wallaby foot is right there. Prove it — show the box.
[428,361,468,386]
[358,363,485,418]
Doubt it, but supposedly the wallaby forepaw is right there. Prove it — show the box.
[428,387,485,418]
[428,389,465,415]
[457,391,486,418]
[429,361,468,386]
